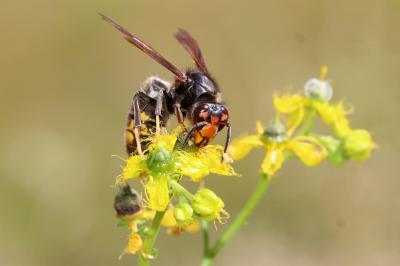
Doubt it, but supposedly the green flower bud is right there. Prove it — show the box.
[114,184,141,217]
[174,202,194,227]
[342,129,376,161]
[146,145,175,174]
[192,189,226,222]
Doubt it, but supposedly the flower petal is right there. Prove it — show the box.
[175,151,210,182]
[119,155,147,183]
[261,143,284,176]
[145,175,170,211]
[286,106,305,136]
[161,208,178,227]
[273,93,305,114]
[288,136,327,166]
[201,146,238,176]
[313,101,352,137]
[227,135,263,160]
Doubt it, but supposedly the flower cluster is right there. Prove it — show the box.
[114,128,237,258]
[228,66,377,175]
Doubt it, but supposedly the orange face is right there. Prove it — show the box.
[191,103,229,147]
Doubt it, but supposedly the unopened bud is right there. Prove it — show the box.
[192,189,225,222]
[174,202,194,227]
[342,129,376,161]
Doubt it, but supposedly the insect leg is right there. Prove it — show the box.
[133,94,143,155]
[155,89,164,135]
[174,103,187,132]
[181,121,208,147]
[223,123,231,154]
[222,123,232,162]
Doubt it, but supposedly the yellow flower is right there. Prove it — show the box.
[273,93,306,135]
[312,101,352,137]
[119,221,143,258]
[228,122,327,176]
[117,128,237,211]
[119,128,237,184]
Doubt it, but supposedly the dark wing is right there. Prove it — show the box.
[99,12,187,82]
[175,28,209,74]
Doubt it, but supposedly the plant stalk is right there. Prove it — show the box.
[138,210,166,266]
[201,174,271,264]
[202,220,210,256]
[300,109,318,135]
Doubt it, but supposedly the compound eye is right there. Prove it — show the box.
[220,107,229,122]
[193,103,210,123]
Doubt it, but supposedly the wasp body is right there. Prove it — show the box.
[100,13,231,157]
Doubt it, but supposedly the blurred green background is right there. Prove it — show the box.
[1,0,399,265]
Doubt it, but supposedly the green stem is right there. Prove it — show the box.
[200,256,213,266]
[169,179,194,200]
[202,174,272,263]
[299,109,318,135]
[201,220,210,256]
[138,211,166,266]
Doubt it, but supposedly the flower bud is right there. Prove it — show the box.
[174,202,194,227]
[192,189,226,222]
[304,78,333,101]
[114,184,141,217]
[146,145,174,174]
[342,129,376,161]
